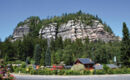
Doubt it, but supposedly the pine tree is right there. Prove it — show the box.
[40,51,45,65]
[45,47,51,66]
[121,22,130,67]
[34,44,41,65]
[45,39,51,66]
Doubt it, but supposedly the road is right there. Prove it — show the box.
[13,74,130,80]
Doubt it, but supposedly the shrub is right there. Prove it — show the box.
[122,67,130,74]
[57,70,65,75]
[30,59,35,64]
[112,68,130,74]
[30,69,37,75]
[83,70,91,75]
[103,64,109,73]
[21,62,26,68]
[95,70,105,74]
[72,71,80,75]
[107,69,114,74]
[0,74,2,80]
[8,74,15,80]
[14,60,23,64]
[64,70,73,75]
[14,67,19,73]
[9,64,14,72]
[21,68,26,73]
[71,64,85,71]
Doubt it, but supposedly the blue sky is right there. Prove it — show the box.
[0,0,130,41]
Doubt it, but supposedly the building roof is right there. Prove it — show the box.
[107,64,118,69]
[93,64,118,70]
[77,58,94,64]
[93,65,103,70]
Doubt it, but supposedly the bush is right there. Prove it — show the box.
[122,67,130,74]
[95,68,130,74]
[9,64,14,72]
[107,69,114,74]
[12,64,130,75]
[21,68,26,73]
[8,74,15,80]
[14,67,19,73]
[83,70,91,75]
[64,70,73,75]
[21,62,26,68]
[112,68,130,74]
[0,74,2,80]
[57,70,65,75]
[95,70,106,74]
[103,64,109,73]
[71,64,85,71]
[30,69,37,75]
[72,71,80,75]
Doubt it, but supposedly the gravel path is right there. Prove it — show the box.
[13,74,130,80]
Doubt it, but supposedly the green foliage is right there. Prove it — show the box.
[45,43,51,66]
[54,49,63,64]
[0,37,121,66]
[34,44,42,65]
[27,69,91,75]
[17,16,42,37]
[1,11,127,67]
[21,62,26,68]
[13,67,92,75]
[40,11,113,33]
[17,21,25,27]
[12,64,130,75]
[95,70,106,74]
[0,74,2,80]
[103,64,110,73]
[103,23,113,34]
[71,64,85,71]
[95,68,130,74]
[63,45,74,65]
[12,60,24,64]
[121,22,130,67]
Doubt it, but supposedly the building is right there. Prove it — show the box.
[107,64,118,69]
[74,58,95,70]
[93,64,103,70]
[93,64,118,70]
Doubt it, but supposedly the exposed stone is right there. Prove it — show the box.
[39,23,57,39]
[12,24,30,41]
[12,18,119,42]
[39,20,118,42]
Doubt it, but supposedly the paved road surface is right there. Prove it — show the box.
[13,74,130,80]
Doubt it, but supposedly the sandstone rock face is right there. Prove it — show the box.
[12,24,30,41]
[39,23,57,39]
[39,20,117,42]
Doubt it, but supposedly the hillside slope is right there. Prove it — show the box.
[12,11,120,42]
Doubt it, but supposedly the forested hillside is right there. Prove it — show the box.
[0,11,129,66]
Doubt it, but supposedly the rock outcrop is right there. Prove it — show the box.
[12,24,30,41]
[39,23,57,39]
[39,20,118,42]
[12,18,119,42]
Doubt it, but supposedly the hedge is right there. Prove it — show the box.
[95,68,130,75]
[13,66,130,75]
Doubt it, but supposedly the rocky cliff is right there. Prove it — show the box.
[12,16,41,41]
[39,20,118,42]
[12,24,30,41]
[12,12,120,42]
